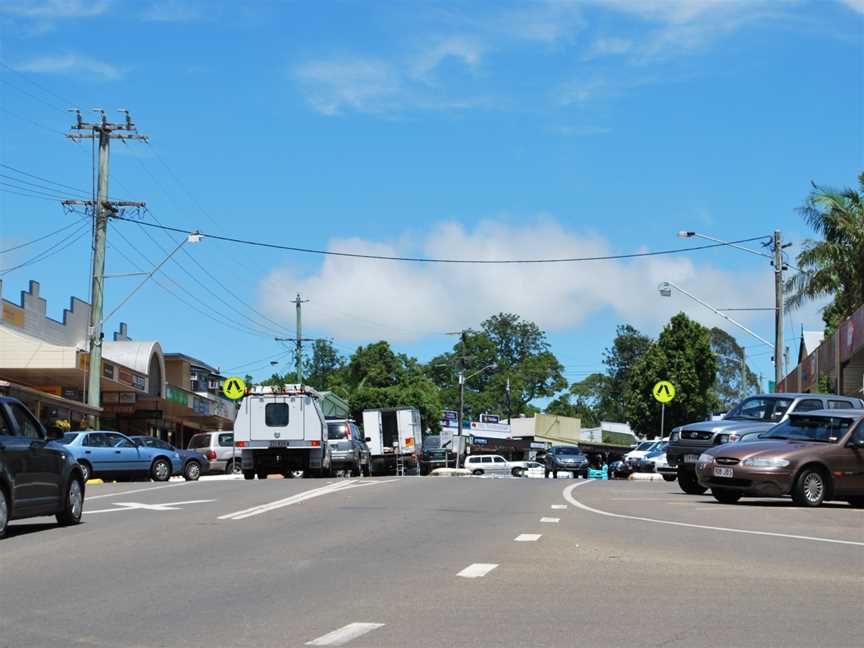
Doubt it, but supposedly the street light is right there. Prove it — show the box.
[457,361,498,468]
[675,229,787,387]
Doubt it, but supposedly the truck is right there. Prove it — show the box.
[362,407,423,475]
[233,384,333,480]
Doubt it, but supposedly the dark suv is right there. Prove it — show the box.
[0,397,86,538]
[544,445,588,478]
[667,393,864,494]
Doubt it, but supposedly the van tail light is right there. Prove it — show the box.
[311,440,321,447]
[206,450,217,460]
[234,441,247,449]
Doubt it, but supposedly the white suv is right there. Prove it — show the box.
[187,431,241,475]
[464,454,512,476]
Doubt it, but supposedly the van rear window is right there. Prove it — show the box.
[265,403,290,427]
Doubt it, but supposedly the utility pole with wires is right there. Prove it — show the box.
[275,294,316,386]
[63,109,147,427]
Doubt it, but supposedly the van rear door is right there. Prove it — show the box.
[249,396,304,442]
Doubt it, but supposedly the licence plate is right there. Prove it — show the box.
[684,454,699,463]
[713,466,733,478]
[269,440,289,447]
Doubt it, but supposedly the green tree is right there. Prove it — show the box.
[709,328,761,410]
[304,339,345,390]
[599,324,653,421]
[785,173,864,334]
[544,372,605,427]
[625,313,718,437]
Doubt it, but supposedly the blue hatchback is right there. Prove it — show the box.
[59,431,182,482]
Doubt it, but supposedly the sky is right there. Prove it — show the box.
[0,0,862,395]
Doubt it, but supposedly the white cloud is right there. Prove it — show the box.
[257,219,774,344]
[141,0,201,22]
[12,53,124,81]
[0,0,110,18]
[293,58,402,116]
[410,36,485,81]
[840,0,864,13]
[585,36,633,58]
[492,2,585,44]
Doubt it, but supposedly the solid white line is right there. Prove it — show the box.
[563,481,864,548]
[219,481,358,520]
[306,622,385,646]
[86,482,192,500]
[540,517,560,523]
[514,533,542,542]
[550,504,567,510]
[457,563,498,578]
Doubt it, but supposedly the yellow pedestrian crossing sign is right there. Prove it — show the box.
[653,380,676,403]
[223,376,247,400]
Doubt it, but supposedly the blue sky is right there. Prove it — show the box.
[1,0,862,392]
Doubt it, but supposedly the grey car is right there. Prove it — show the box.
[187,431,241,475]
[667,393,864,494]
[326,420,371,476]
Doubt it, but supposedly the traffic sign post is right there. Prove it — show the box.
[652,381,676,439]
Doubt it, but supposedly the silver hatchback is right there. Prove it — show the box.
[187,431,241,475]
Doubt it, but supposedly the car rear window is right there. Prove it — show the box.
[328,423,349,440]
[218,433,233,447]
[60,432,78,444]
[188,434,211,449]
[828,400,856,409]
[265,403,290,427]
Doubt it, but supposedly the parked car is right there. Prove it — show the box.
[667,393,864,495]
[623,440,660,468]
[544,445,588,478]
[464,454,513,475]
[511,461,545,478]
[326,419,371,476]
[419,447,456,475]
[637,441,676,481]
[695,409,864,507]
[0,396,85,538]
[60,431,182,482]
[130,436,210,481]
[187,431,241,475]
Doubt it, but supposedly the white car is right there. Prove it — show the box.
[464,454,514,476]
[510,461,546,478]
[623,439,666,467]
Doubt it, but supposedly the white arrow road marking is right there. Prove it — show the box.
[540,517,560,523]
[306,623,385,646]
[563,481,864,548]
[219,479,388,521]
[85,499,216,514]
[457,563,498,578]
[514,534,542,542]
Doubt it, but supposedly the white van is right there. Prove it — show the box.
[233,384,333,479]
[362,407,422,475]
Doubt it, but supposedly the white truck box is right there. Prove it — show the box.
[362,407,422,475]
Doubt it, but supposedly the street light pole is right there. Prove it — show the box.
[455,362,498,468]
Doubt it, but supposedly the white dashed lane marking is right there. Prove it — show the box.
[306,623,385,646]
[550,504,567,510]
[514,534,542,542]
[457,563,498,578]
[540,517,560,523]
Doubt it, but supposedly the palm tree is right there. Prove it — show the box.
[785,173,864,334]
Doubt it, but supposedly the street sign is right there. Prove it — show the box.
[652,380,676,403]
[223,376,247,400]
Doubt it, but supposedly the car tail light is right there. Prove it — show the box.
[234,441,247,448]
[206,450,217,460]
[311,440,321,447]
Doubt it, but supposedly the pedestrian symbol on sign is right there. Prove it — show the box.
[223,376,247,400]
[652,381,676,404]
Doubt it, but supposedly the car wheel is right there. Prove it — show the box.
[544,469,550,478]
[677,468,706,495]
[256,472,268,480]
[0,486,9,539]
[846,497,864,508]
[362,461,371,477]
[225,460,242,475]
[56,477,84,526]
[78,460,92,482]
[792,467,827,507]
[243,470,255,480]
[472,469,484,476]
[184,461,201,481]
[151,458,171,482]
[553,470,558,479]
[511,467,523,477]
[712,488,742,504]
[351,459,362,477]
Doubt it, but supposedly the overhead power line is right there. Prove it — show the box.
[0,217,88,255]
[0,162,90,195]
[112,217,772,265]
[0,222,90,276]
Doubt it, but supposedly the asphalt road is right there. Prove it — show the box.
[1,476,863,648]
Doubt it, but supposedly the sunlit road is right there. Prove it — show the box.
[2,477,862,648]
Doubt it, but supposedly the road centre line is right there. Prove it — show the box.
[540,517,560,523]
[306,622,385,646]
[219,480,379,521]
[514,534,542,542]
[457,563,499,578]
[563,482,864,548]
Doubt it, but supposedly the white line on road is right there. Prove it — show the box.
[563,481,864,548]
[457,563,499,578]
[306,622,385,646]
[540,517,560,523]
[86,482,192,500]
[550,504,567,510]
[514,534,542,542]
[86,499,216,514]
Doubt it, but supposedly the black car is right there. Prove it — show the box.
[131,435,211,481]
[419,447,456,475]
[544,445,588,478]
[0,397,86,538]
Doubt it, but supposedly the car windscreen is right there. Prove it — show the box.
[327,423,349,440]
[635,441,654,451]
[726,397,793,421]
[553,446,583,455]
[646,442,668,457]
[764,416,853,443]
[188,434,210,449]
